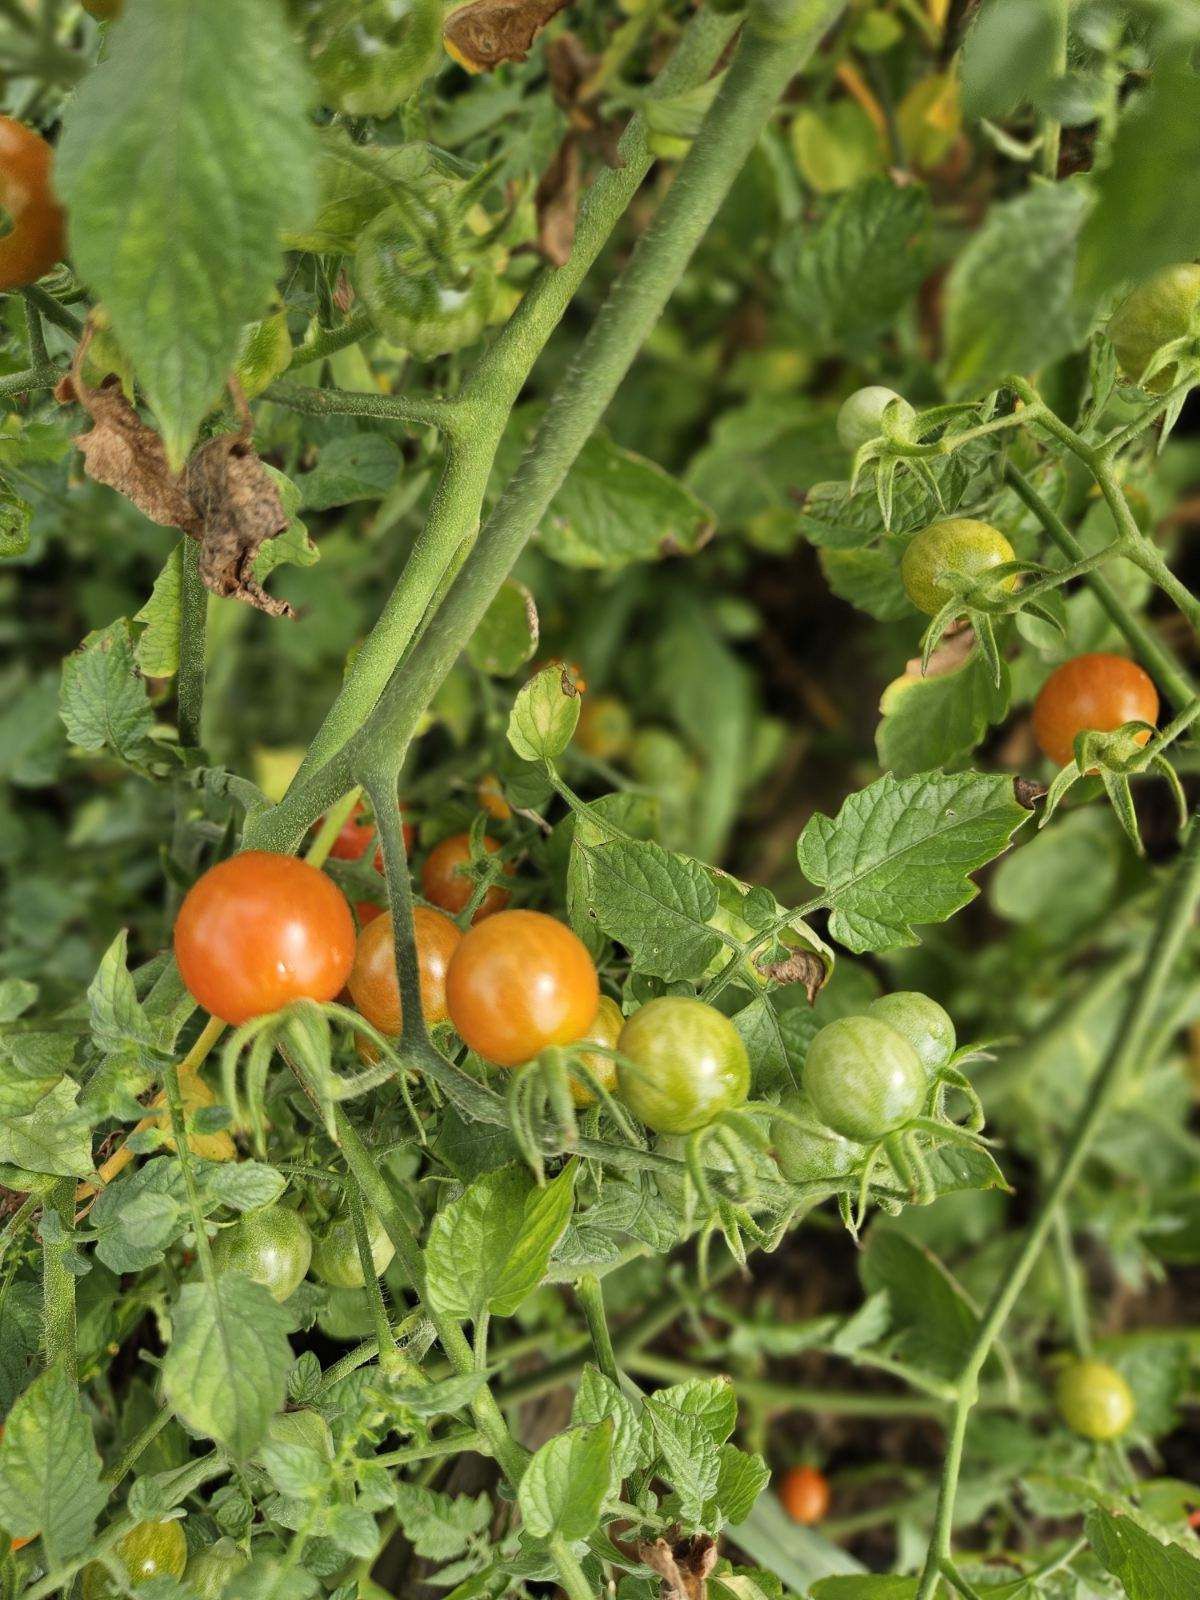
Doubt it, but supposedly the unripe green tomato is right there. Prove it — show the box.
[618,997,751,1135]
[771,1094,862,1182]
[211,1204,312,1303]
[900,518,1018,616]
[1107,263,1200,392]
[866,992,955,1074]
[648,130,692,161]
[836,386,914,452]
[317,1283,377,1341]
[234,309,292,400]
[185,1538,248,1598]
[83,0,122,17]
[294,0,441,117]
[628,728,696,790]
[311,1207,394,1289]
[82,1520,187,1598]
[1055,1358,1134,1441]
[802,1016,926,1142]
[355,205,499,359]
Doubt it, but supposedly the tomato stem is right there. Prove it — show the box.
[577,1272,621,1388]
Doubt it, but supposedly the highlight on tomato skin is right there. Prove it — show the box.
[347,903,461,1035]
[445,908,600,1067]
[1032,653,1159,769]
[173,851,356,1025]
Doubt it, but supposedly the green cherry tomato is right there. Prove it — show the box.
[802,1016,926,1142]
[311,1207,395,1290]
[771,1093,862,1182]
[185,1539,248,1599]
[1055,1358,1134,1441]
[212,1204,312,1303]
[234,306,292,400]
[617,997,751,1135]
[1107,263,1200,392]
[355,203,500,360]
[317,1283,378,1342]
[81,1520,187,1598]
[866,992,955,1074]
[292,0,441,117]
[900,518,1018,616]
[836,385,915,452]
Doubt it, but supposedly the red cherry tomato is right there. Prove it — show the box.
[0,118,65,291]
[446,910,599,1067]
[327,799,415,867]
[421,832,513,921]
[779,1464,830,1525]
[174,851,355,1025]
[347,905,461,1035]
[1032,653,1159,768]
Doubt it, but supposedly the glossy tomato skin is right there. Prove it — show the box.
[81,1520,187,1598]
[836,386,914,452]
[866,992,955,1074]
[174,852,355,1026]
[446,910,599,1067]
[422,832,512,921]
[779,1464,830,1525]
[570,994,624,1107]
[803,1017,926,1142]
[0,118,65,291]
[617,997,751,1135]
[311,1207,394,1289]
[212,1204,312,1303]
[347,905,461,1036]
[1055,1358,1134,1441]
[901,518,1017,616]
[1032,653,1159,768]
[328,799,414,866]
[772,1094,862,1182]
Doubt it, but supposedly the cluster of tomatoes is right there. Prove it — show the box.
[172,810,754,1144]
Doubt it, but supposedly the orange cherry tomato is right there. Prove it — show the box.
[327,799,415,867]
[779,1464,830,1525]
[1032,653,1159,768]
[421,832,513,921]
[174,852,355,1026]
[477,772,512,821]
[0,118,65,291]
[570,994,623,1107]
[347,905,461,1035]
[446,909,599,1067]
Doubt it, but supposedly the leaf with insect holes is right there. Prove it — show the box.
[797,771,1027,952]
[508,666,581,761]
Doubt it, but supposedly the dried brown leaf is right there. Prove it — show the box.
[759,949,827,1002]
[638,1535,718,1600]
[185,433,293,618]
[444,0,570,71]
[65,377,200,534]
[535,136,581,266]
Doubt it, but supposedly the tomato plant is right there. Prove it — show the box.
[5,6,1200,1599]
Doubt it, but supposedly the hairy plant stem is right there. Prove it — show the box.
[549,1536,595,1600]
[914,815,1200,1600]
[41,1178,78,1383]
[1003,464,1198,706]
[246,7,747,833]
[162,1056,219,1284]
[577,1272,621,1387]
[177,539,208,749]
[347,1174,401,1371]
[1038,0,1069,178]
[253,0,843,857]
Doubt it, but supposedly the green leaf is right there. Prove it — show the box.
[56,0,317,467]
[796,770,1027,952]
[876,653,1011,776]
[780,181,932,344]
[91,1159,187,1272]
[943,181,1094,396]
[960,0,1060,120]
[393,1483,491,1560]
[646,1396,722,1524]
[710,1444,770,1527]
[508,667,581,762]
[467,579,539,677]
[0,1033,71,1119]
[571,832,720,982]
[686,398,844,533]
[388,1371,492,1420]
[821,544,912,622]
[424,1161,577,1322]
[812,1580,918,1600]
[59,620,155,761]
[162,1274,294,1456]
[1077,70,1200,301]
[134,544,184,679]
[296,435,402,511]
[198,1160,287,1214]
[88,930,158,1057]
[1085,1505,1200,1600]
[654,1376,738,1446]
[571,1365,646,1482]
[518,1421,613,1541]
[0,476,31,560]
[790,104,885,195]
[253,468,318,583]
[0,1365,107,1564]
[860,1228,980,1380]
[0,979,37,1024]
[0,1077,93,1179]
